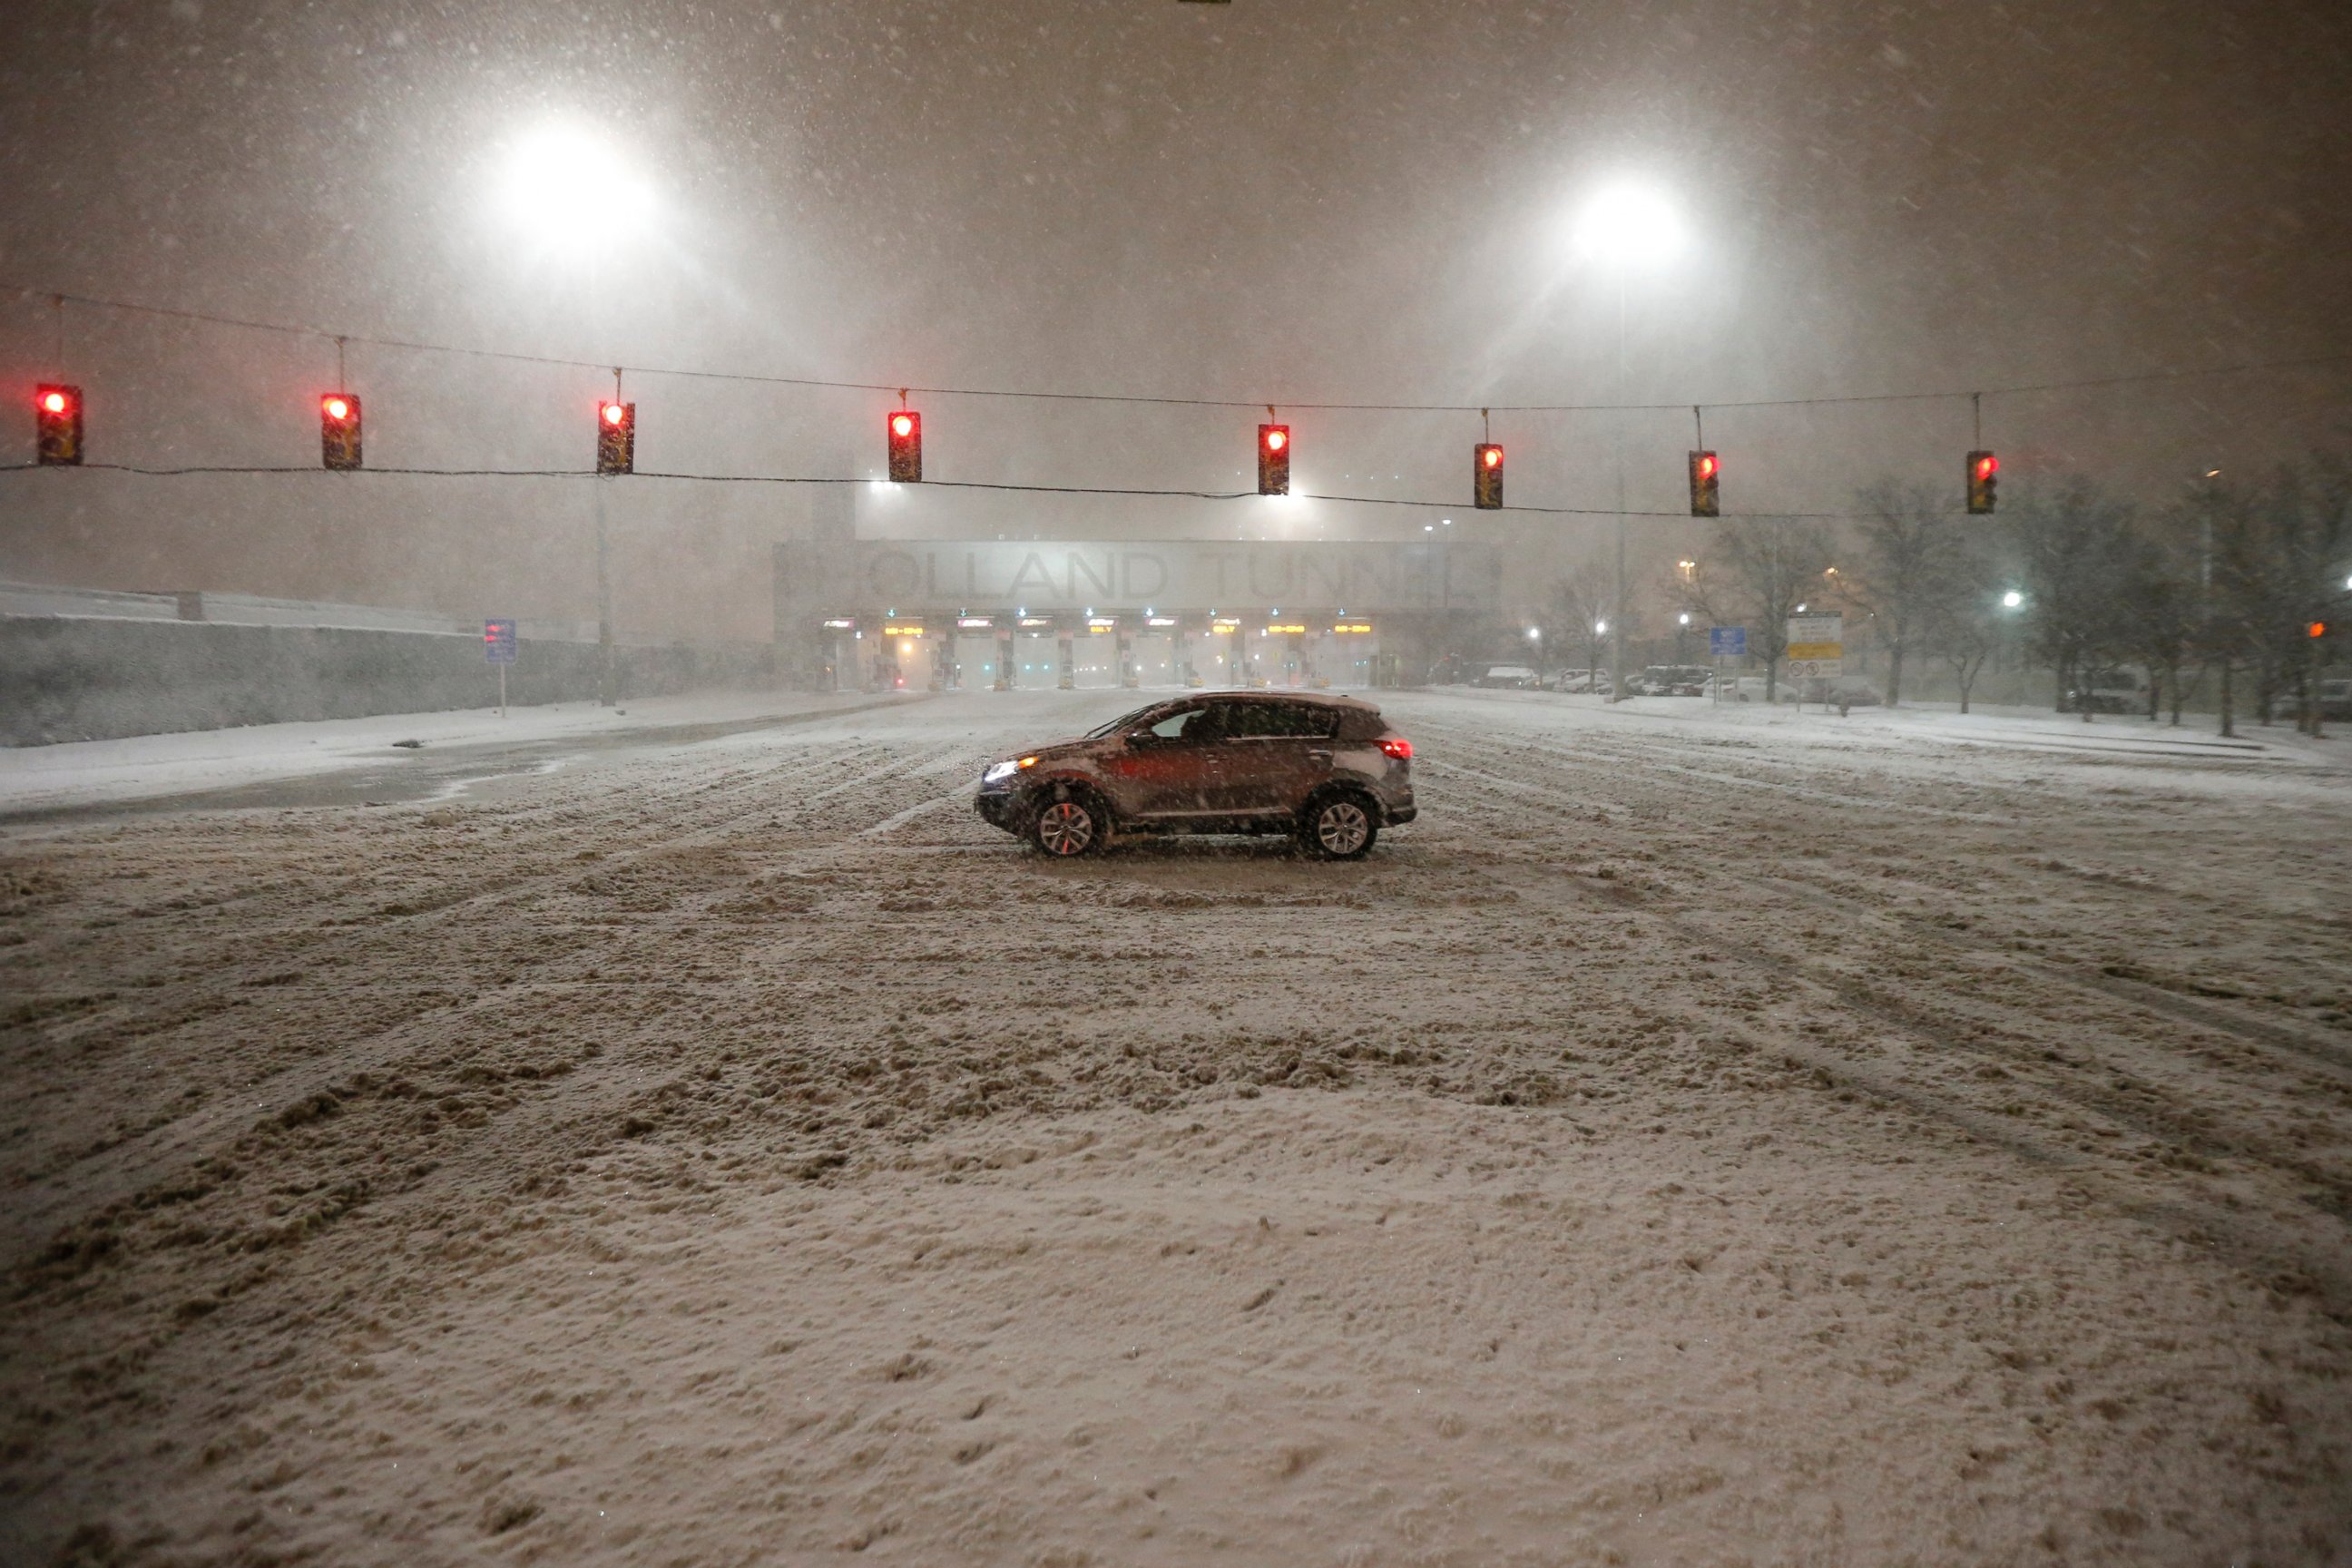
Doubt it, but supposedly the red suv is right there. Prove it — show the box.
[975,692,1416,859]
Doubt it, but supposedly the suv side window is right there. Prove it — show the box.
[1145,705,1213,740]
[1218,701,1337,740]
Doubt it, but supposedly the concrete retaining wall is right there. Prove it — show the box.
[0,617,775,746]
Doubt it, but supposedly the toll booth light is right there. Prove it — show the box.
[822,619,856,630]
[1018,616,1054,628]
[956,616,994,629]
[1145,616,1179,627]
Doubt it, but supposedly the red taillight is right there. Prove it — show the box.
[1378,736,1413,760]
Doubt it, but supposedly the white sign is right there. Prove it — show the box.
[1786,610,1843,666]
[1786,658,1843,679]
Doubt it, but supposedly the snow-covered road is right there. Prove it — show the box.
[4,690,2348,1565]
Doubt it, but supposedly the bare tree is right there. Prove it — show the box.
[2116,518,2200,724]
[1847,480,1965,706]
[1681,517,1835,703]
[1922,525,2009,714]
[2011,478,2136,716]
[1548,564,1612,686]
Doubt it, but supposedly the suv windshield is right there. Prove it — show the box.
[1083,703,1165,740]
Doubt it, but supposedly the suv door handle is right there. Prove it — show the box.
[1306,750,1332,763]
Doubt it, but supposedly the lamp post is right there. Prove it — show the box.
[493,122,656,707]
[1572,183,1686,704]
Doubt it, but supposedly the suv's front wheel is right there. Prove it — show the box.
[1030,789,1107,857]
[1299,791,1377,860]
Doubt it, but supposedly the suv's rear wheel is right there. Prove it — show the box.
[1299,791,1377,860]
[1030,789,1106,857]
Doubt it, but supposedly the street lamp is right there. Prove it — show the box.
[1570,180,1688,706]
[495,122,656,253]
[494,122,659,707]
[2002,590,2024,610]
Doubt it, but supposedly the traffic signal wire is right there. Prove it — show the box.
[8,281,2350,420]
[0,460,1866,520]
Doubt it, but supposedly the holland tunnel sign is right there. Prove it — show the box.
[775,539,1504,618]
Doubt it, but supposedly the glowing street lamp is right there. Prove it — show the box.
[1571,179,1688,706]
[1569,184,1688,265]
[494,122,656,251]
[2002,590,2024,610]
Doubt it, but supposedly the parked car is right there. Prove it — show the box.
[1546,667,1612,694]
[2323,679,2352,720]
[1628,664,1714,697]
[1791,674,1884,708]
[2066,666,2149,714]
[975,692,1417,859]
[1474,665,1542,690]
[1731,675,1774,702]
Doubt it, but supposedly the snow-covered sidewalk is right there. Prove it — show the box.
[0,689,917,814]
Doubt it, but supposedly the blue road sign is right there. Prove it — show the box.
[484,619,517,664]
[1709,626,1748,658]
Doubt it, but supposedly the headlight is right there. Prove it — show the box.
[983,760,1019,783]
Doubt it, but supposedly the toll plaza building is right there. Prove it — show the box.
[774,539,1503,694]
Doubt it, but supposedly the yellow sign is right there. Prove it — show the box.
[881,623,924,636]
[1331,622,1373,634]
[1787,642,1842,661]
[1265,622,1308,635]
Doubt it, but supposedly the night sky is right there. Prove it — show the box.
[3,0,2347,634]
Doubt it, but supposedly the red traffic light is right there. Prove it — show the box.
[1966,449,2000,514]
[319,391,363,470]
[2313,622,2329,640]
[1473,443,1504,509]
[1256,423,1290,495]
[887,408,923,482]
[596,401,636,474]
[35,382,83,466]
[1688,449,1720,516]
